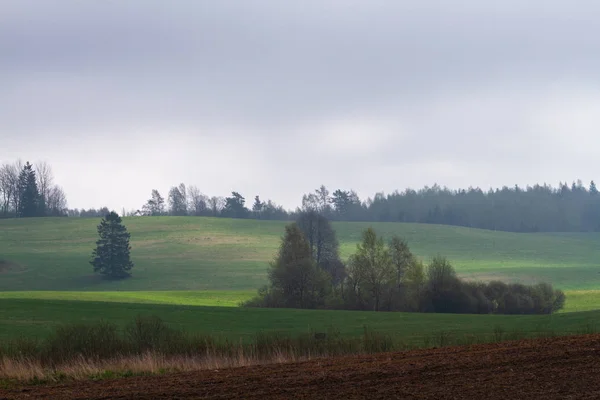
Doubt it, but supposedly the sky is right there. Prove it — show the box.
[2,0,600,212]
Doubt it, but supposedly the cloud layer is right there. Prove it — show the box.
[2,0,600,211]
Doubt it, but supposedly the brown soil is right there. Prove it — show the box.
[3,334,600,399]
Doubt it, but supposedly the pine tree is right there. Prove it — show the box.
[90,212,134,279]
[17,162,41,218]
[252,195,263,218]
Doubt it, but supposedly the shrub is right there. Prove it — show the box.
[42,320,123,365]
[125,315,174,353]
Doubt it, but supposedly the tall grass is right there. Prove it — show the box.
[0,315,596,384]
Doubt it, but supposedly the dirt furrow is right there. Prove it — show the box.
[3,334,600,399]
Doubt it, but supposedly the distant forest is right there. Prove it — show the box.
[2,159,600,233]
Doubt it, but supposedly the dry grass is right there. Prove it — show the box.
[0,351,310,383]
[0,315,584,385]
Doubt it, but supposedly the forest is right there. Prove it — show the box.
[2,159,600,233]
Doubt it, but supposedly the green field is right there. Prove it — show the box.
[1,216,600,343]
[1,298,599,343]
[0,290,252,307]
[0,289,593,313]
[2,216,600,291]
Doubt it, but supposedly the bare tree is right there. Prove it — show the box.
[10,159,23,216]
[178,183,187,207]
[209,196,225,216]
[35,161,54,214]
[188,185,209,216]
[168,184,187,216]
[301,193,319,212]
[0,161,22,217]
[302,185,331,216]
[315,185,331,214]
[0,164,12,216]
[141,189,165,216]
[46,185,68,216]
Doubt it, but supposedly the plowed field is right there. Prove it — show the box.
[3,334,600,399]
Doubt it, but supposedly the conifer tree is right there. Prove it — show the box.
[17,162,41,218]
[90,212,134,279]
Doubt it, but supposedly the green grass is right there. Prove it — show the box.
[1,216,600,345]
[0,289,594,314]
[0,291,254,307]
[562,290,600,313]
[1,216,600,291]
[1,298,599,343]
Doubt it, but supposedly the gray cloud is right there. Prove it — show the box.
[2,0,600,211]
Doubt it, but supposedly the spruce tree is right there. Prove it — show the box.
[90,212,134,279]
[17,162,41,218]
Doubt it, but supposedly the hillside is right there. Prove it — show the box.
[1,216,600,291]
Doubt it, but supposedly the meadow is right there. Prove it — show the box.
[1,216,600,344]
[1,298,599,343]
[2,216,600,291]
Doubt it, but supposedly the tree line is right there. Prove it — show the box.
[6,159,600,234]
[0,160,68,218]
[244,212,566,315]
[130,180,600,233]
[134,185,289,220]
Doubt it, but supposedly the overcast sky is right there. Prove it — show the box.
[2,1,600,212]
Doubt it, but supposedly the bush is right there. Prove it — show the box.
[245,224,567,315]
[0,338,40,360]
[124,315,185,353]
[42,320,124,364]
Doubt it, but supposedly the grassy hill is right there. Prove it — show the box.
[2,216,600,344]
[1,216,600,292]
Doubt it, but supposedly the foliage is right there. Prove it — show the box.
[1,160,67,218]
[342,181,600,233]
[249,223,566,315]
[222,191,249,218]
[247,223,330,308]
[122,180,600,232]
[295,211,342,281]
[346,228,395,311]
[417,259,566,315]
[389,236,414,286]
[142,189,165,216]
[90,212,134,279]
[168,184,187,216]
[17,162,42,218]
[4,154,600,235]
[252,195,263,218]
